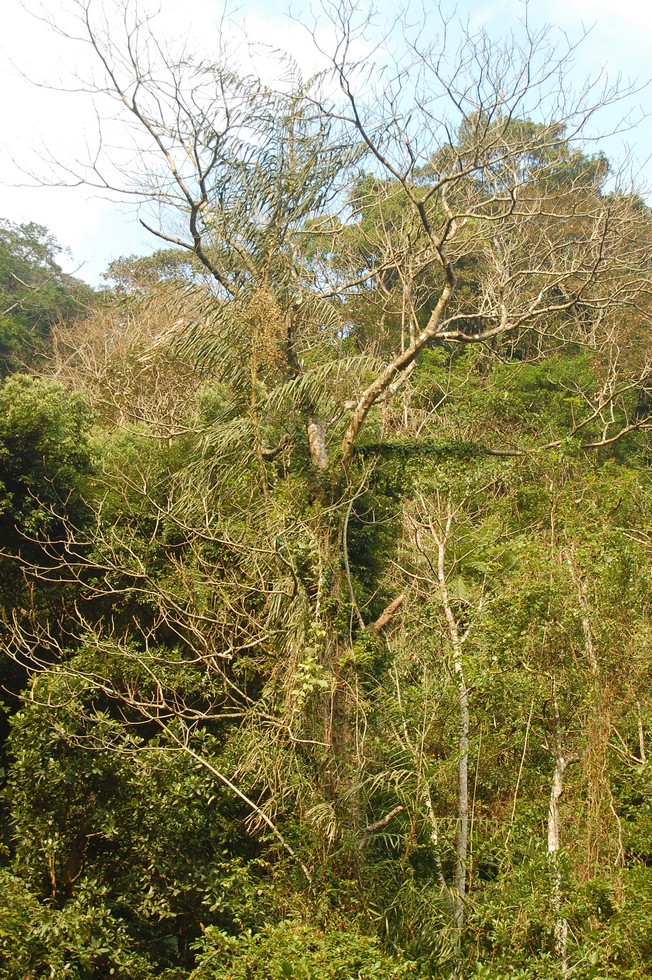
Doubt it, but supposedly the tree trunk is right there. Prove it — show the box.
[434,506,469,938]
[547,680,577,975]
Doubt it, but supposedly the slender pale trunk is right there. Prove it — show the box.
[548,750,569,972]
[453,657,470,932]
[547,680,576,975]
[435,507,469,934]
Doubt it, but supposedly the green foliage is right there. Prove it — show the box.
[192,920,418,978]
[0,220,95,375]
[2,330,650,979]
[0,374,93,539]
[467,862,652,979]
[4,669,275,975]
[104,249,208,293]
[0,375,95,715]
[0,871,161,979]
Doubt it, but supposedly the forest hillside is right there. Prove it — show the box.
[0,3,650,977]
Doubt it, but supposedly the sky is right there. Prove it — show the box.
[1,0,650,287]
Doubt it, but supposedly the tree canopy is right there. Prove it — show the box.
[0,220,94,376]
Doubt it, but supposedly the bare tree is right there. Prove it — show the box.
[315,4,651,459]
[49,286,205,434]
[22,0,651,466]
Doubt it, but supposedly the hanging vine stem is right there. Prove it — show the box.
[342,477,370,640]
[505,696,535,850]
